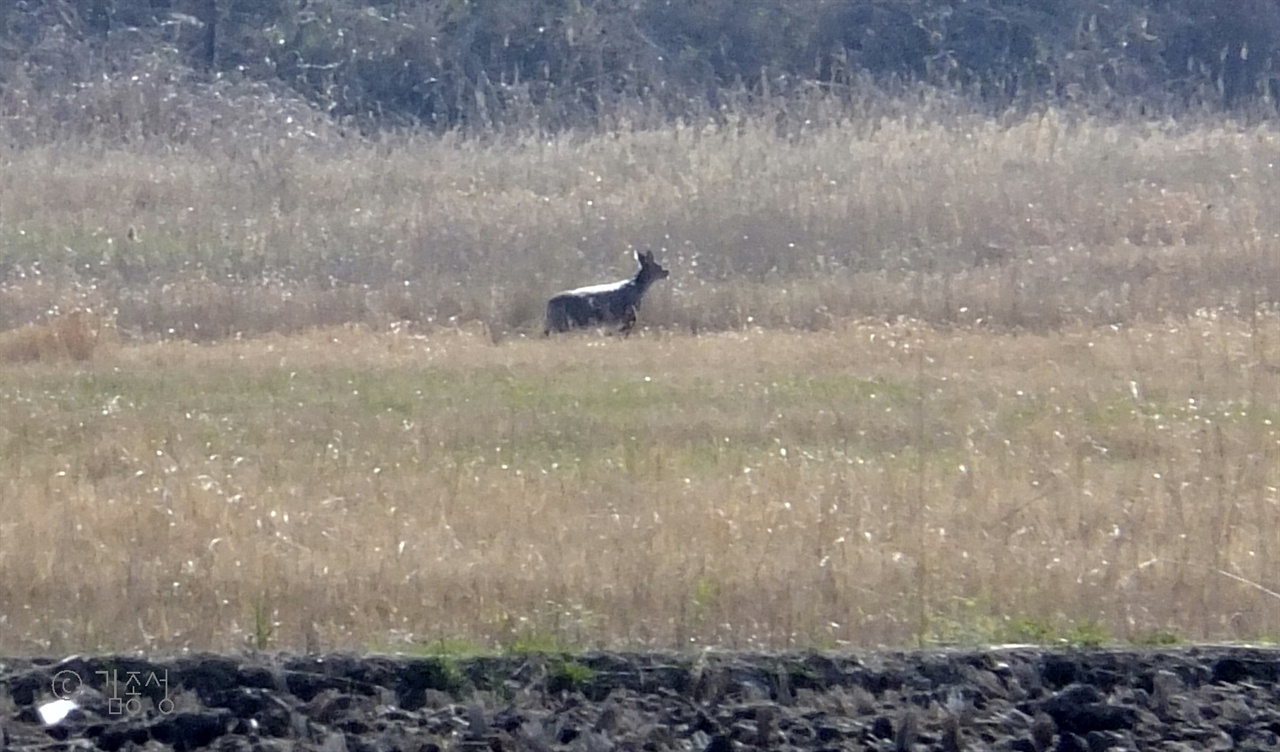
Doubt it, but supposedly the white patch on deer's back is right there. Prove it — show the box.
[560,279,630,296]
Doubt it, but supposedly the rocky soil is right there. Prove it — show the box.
[3,646,1280,751]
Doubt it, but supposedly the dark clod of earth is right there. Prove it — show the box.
[3,647,1280,751]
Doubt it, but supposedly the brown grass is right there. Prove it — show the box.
[1,104,1278,339]
[1,318,1279,653]
[2,97,1280,653]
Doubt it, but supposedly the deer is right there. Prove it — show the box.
[544,249,669,337]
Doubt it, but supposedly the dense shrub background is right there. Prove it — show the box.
[1,0,1277,137]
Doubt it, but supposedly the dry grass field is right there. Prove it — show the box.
[2,319,1280,653]
[3,98,1279,340]
[2,93,1280,652]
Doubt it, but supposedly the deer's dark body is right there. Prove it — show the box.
[544,250,669,336]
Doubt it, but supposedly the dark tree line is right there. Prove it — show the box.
[2,0,1277,133]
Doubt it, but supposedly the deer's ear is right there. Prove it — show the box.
[634,249,643,263]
